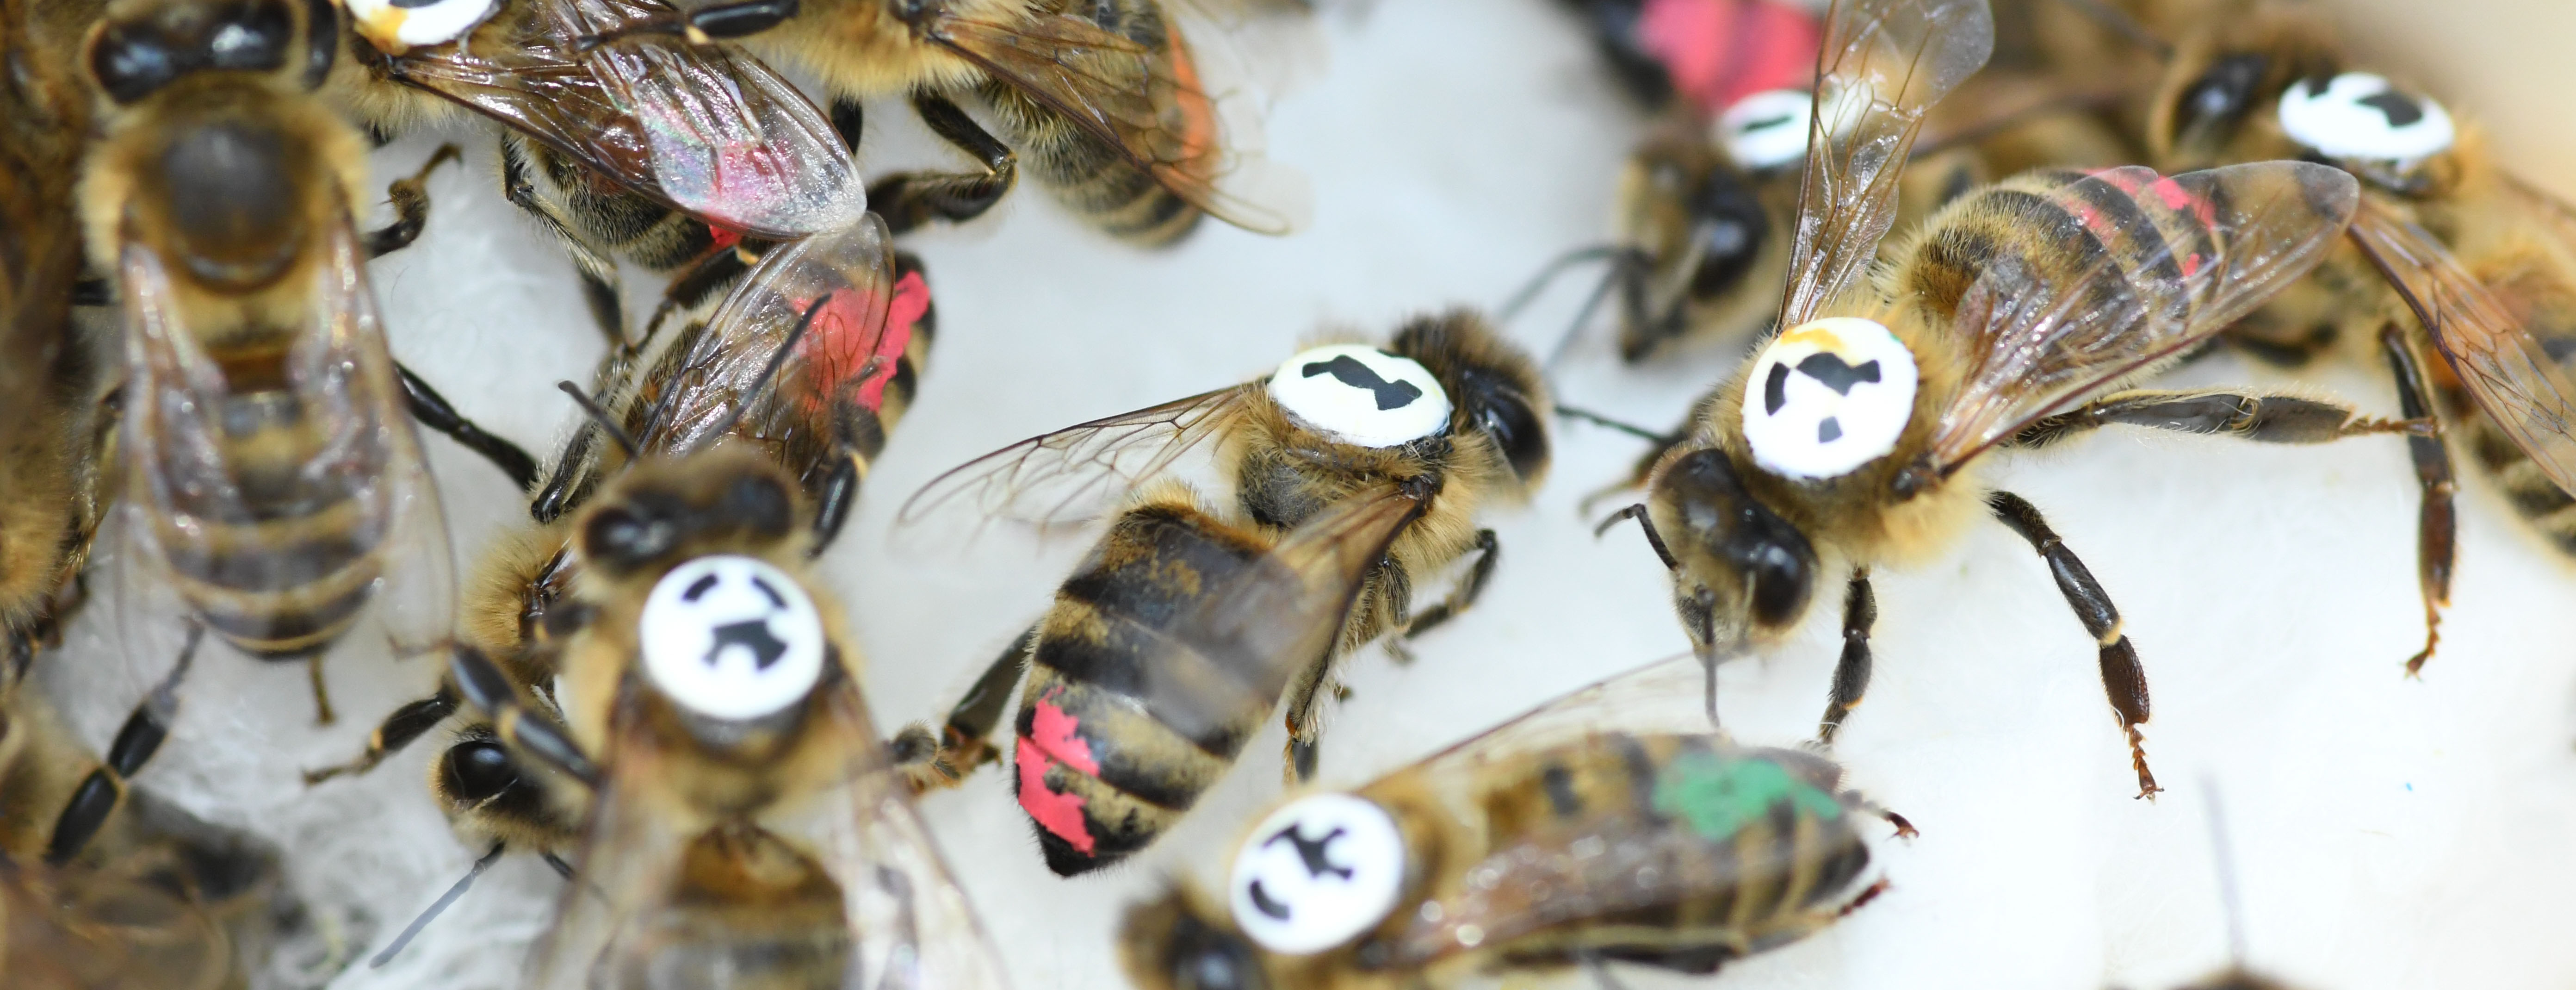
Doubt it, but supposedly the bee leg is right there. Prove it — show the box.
[1833,877,1893,917]
[868,93,1019,236]
[809,454,862,556]
[638,241,766,357]
[829,99,864,155]
[2012,388,2427,449]
[1400,530,1499,641]
[306,654,337,725]
[45,624,205,865]
[1986,492,2160,800]
[1282,659,1338,784]
[396,364,539,491]
[1815,568,1874,746]
[2380,323,2454,676]
[905,628,1037,793]
[450,646,599,788]
[1579,952,1633,990]
[70,277,111,307]
[303,685,459,785]
[363,143,463,259]
[499,138,627,348]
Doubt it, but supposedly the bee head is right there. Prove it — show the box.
[1119,884,1272,990]
[1641,448,1817,650]
[1616,135,1771,362]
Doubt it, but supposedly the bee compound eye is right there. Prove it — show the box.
[342,0,495,50]
[1739,318,1918,480]
[440,739,520,800]
[1714,88,1812,170]
[637,554,826,721]
[2278,72,2454,163]
[1268,345,1452,448]
[1226,793,1405,955]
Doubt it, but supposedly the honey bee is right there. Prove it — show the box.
[56,0,564,867]
[0,0,109,676]
[1117,652,1912,990]
[439,445,1009,989]
[895,312,1548,875]
[319,216,939,965]
[1542,0,2146,365]
[581,0,1301,246]
[2112,0,2576,675]
[327,0,866,343]
[1596,0,2400,798]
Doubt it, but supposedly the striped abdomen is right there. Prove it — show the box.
[1012,499,1282,876]
[1903,166,2308,326]
[1399,734,1868,972]
[154,352,392,657]
[978,0,1210,246]
[2458,263,2576,557]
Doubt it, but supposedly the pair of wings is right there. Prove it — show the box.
[380,0,863,238]
[1776,0,2364,479]
[923,0,1305,236]
[615,214,905,460]
[1382,654,1861,964]
[110,220,455,661]
[0,857,236,990]
[524,670,1010,989]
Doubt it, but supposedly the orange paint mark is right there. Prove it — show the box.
[1165,36,1219,187]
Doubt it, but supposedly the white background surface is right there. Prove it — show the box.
[36,0,2576,988]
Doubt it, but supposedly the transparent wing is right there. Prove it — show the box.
[1127,484,1424,745]
[1922,162,2360,473]
[112,223,454,658]
[380,0,860,237]
[1403,653,1706,780]
[2352,196,2576,496]
[926,3,1303,235]
[1776,0,1994,325]
[527,678,1009,990]
[0,859,233,990]
[624,214,898,457]
[892,385,1257,534]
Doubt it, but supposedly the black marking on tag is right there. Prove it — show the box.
[1303,355,1423,411]
[1818,417,1843,443]
[681,573,719,602]
[1794,353,1881,394]
[749,575,787,609]
[1740,113,1795,132]
[1764,363,1791,415]
[706,619,789,671]
[2359,90,2424,127]
[1247,879,1293,920]
[1264,823,1354,880]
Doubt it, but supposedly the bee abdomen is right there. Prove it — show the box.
[1011,502,1277,874]
[1904,167,2256,325]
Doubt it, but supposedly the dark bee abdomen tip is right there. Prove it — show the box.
[1035,826,1128,877]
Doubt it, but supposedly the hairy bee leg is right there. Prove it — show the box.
[1399,529,1499,640]
[363,143,462,259]
[904,628,1037,793]
[45,624,205,865]
[1282,657,1338,784]
[1816,568,1874,746]
[2380,323,2454,676]
[450,646,598,787]
[867,93,1020,236]
[499,138,626,347]
[1986,492,2160,799]
[396,364,539,490]
[303,685,460,785]
[1834,877,1893,918]
[2014,388,2429,448]
[306,654,336,725]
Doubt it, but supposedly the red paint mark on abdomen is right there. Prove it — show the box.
[854,271,929,412]
[1016,735,1095,854]
[1026,691,1101,775]
[1640,0,1820,117]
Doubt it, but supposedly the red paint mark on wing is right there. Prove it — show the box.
[855,271,929,412]
[1016,735,1096,854]
[2181,252,2204,279]
[1640,0,1820,117]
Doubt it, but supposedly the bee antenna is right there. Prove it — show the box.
[2202,776,2250,968]
[369,842,507,968]
[556,382,640,458]
[693,292,833,453]
[1498,243,1622,324]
